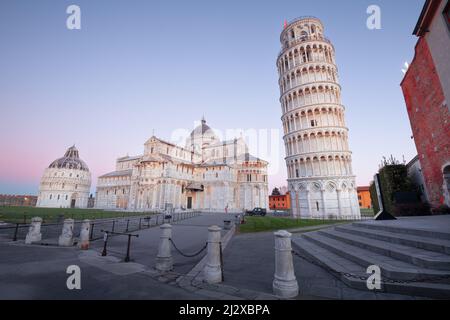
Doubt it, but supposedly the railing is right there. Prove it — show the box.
[0,211,202,244]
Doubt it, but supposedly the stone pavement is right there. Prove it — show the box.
[220,226,428,300]
[0,213,233,299]
[0,212,436,300]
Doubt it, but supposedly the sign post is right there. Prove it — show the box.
[373,174,396,221]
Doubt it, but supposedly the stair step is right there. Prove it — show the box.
[292,235,450,299]
[318,229,450,271]
[335,225,450,255]
[302,231,450,280]
[352,221,450,240]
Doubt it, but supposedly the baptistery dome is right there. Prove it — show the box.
[48,146,89,171]
[36,146,92,208]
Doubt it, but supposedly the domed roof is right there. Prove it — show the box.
[48,146,89,171]
[190,118,214,138]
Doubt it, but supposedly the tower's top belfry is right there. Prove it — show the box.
[279,17,328,52]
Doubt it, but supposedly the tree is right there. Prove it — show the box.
[271,188,281,196]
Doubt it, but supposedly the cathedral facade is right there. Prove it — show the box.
[95,119,269,212]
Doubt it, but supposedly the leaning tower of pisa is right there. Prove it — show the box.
[276,17,361,219]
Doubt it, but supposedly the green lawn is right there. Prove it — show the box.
[360,208,375,217]
[0,206,154,224]
[238,216,348,233]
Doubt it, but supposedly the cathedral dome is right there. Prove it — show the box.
[48,146,90,171]
[190,118,215,138]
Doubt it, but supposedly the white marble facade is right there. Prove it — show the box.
[277,17,361,219]
[37,146,92,208]
[95,119,269,212]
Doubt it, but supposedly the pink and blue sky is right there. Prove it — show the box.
[0,0,423,195]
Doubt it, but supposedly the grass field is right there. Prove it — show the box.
[0,206,153,224]
[238,216,348,233]
[360,208,375,217]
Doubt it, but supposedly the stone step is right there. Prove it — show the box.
[335,225,450,255]
[301,231,450,281]
[352,221,450,240]
[318,229,450,271]
[292,236,450,299]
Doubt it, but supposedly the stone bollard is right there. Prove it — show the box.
[273,230,299,298]
[25,217,42,244]
[204,225,222,284]
[78,219,91,250]
[223,220,231,230]
[156,224,173,271]
[58,219,75,247]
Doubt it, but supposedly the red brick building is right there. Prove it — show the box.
[269,192,291,210]
[357,187,372,209]
[400,0,450,208]
[0,195,37,207]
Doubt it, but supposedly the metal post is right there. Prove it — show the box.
[126,220,130,232]
[112,220,116,232]
[90,223,95,240]
[102,232,108,256]
[125,234,132,262]
[23,214,26,224]
[219,242,224,282]
[13,223,19,241]
[139,218,142,229]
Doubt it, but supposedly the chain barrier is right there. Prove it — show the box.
[169,238,208,258]
[291,249,450,284]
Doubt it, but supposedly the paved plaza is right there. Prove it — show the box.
[0,213,230,299]
[1,213,447,299]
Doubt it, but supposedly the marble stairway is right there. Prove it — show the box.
[292,216,450,299]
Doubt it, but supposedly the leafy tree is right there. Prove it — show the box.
[271,188,281,196]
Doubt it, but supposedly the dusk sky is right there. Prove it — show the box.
[0,0,424,195]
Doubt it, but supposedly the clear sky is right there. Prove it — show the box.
[0,0,424,195]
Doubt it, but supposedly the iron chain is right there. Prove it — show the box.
[169,238,208,258]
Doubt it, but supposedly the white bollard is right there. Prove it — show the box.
[78,219,91,250]
[156,224,173,271]
[58,219,75,247]
[25,217,42,244]
[204,225,222,284]
[273,230,299,298]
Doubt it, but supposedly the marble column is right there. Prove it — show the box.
[156,224,173,271]
[273,230,299,298]
[58,219,74,247]
[204,225,222,284]
[25,217,42,244]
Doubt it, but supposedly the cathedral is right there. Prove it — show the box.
[95,119,269,212]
